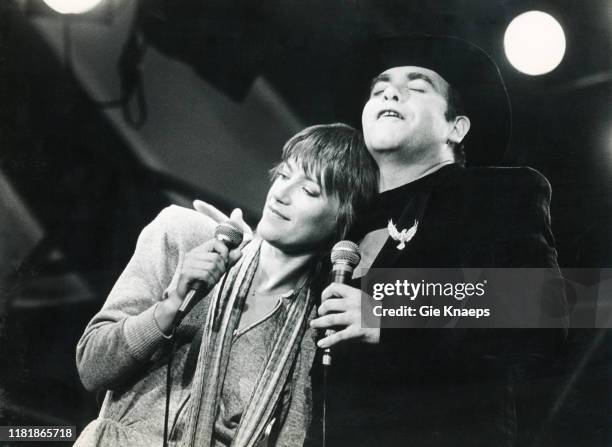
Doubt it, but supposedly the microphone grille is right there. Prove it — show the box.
[330,240,360,267]
[214,221,244,249]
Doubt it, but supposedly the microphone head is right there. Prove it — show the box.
[330,240,361,268]
[214,221,244,249]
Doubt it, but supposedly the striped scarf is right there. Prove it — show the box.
[180,238,314,447]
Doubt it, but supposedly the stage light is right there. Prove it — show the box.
[41,0,104,14]
[504,11,566,76]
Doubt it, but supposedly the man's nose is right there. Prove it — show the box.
[383,85,400,101]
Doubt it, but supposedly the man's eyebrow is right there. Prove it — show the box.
[406,72,437,89]
[369,74,390,92]
[369,72,438,92]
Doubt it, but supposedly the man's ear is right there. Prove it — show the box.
[448,115,471,144]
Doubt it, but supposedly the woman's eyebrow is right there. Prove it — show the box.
[300,171,321,186]
[284,161,321,185]
[303,169,323,188]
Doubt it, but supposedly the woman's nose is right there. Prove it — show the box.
[272,182,292,205]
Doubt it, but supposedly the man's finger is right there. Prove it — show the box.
[193,200,230,223]
[318,298,348,316]
[317,328,352,349]
[310,313,349,329]
[321,282,361,301]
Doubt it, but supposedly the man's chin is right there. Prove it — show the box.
[368,144,402,155]
[365,133,406,154]
[371,144,399,151]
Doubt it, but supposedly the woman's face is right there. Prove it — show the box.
[257,158,341,254]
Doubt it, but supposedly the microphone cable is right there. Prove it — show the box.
[162,325,178,447]
[320,240,361,447]
[322,360,329,447]
[161,271,231,447]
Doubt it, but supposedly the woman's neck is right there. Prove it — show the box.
[254,239,316,294]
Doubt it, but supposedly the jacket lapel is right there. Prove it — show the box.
[368,190,429,269]
[367,164,459,270]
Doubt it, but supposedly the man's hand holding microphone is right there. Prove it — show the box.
[310,241,380,365]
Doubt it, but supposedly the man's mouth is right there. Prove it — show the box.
[267,205,290,221]
[377,109,404,120]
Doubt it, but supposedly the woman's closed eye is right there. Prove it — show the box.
[302,186,320,197]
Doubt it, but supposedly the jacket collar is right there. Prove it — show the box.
[368,163,460,269]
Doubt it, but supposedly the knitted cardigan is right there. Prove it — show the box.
[74,205,317,447]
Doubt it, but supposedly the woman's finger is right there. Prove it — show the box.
[193,200,230,223]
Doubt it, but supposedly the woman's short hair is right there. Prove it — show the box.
[270,123,378,241]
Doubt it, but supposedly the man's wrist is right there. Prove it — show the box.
[365,327,381,344]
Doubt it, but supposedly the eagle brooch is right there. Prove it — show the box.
[387,219,419,250]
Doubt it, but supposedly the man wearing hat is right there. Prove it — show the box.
[310,35,566,446]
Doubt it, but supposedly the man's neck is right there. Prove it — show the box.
[254,239,315,294]
[375,147,455,192]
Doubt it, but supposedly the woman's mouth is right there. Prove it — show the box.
[267,205,290,220]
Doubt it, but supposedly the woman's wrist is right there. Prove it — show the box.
[154,291,182,335]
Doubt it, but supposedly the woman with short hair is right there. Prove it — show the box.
[74,123,378,447]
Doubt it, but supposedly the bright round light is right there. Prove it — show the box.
[504,11,566,75]
[42,0,104,14]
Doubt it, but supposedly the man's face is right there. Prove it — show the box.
[361,66,454,156]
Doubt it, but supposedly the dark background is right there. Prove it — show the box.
[0,0,610,445]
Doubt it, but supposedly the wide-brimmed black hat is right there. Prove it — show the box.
[334,34,512,166]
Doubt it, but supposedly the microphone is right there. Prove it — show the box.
[173,221,244,326]
[322,240,360,366]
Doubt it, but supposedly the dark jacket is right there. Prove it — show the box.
[315,165,566,447]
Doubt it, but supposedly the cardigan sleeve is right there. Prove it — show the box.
[76,206,185,391]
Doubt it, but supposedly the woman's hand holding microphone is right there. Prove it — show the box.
[155,213,244,333]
